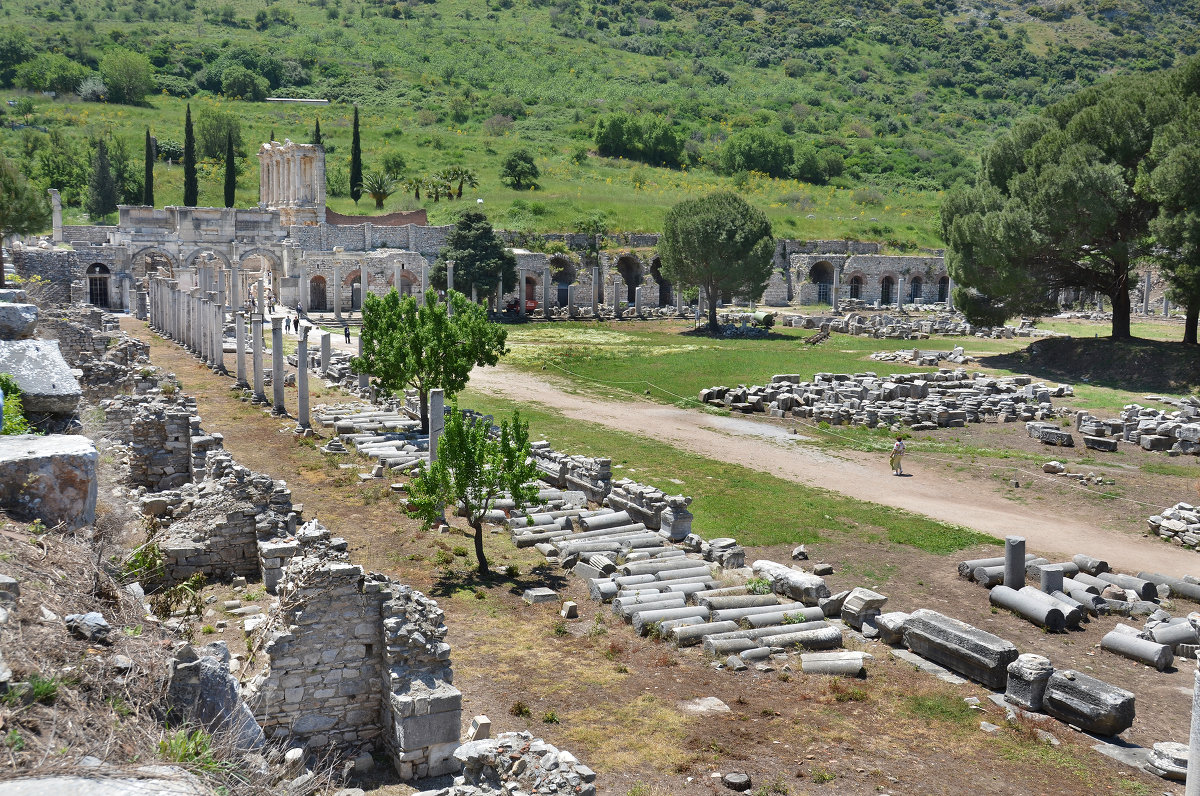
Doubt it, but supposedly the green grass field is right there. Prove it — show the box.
[460,388,998,554]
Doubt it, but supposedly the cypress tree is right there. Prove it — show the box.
[183,103,198,207]
[143,128,154,207]
[350,105,362,205]
[223,131,236,208]
[312,117,323,148]
[269,128,275,142]
[86,139,118,222]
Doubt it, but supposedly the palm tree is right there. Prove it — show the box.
[426,175,452,203]
[362,172,396,210]
[403,175,423,201]
[446,166,478,199]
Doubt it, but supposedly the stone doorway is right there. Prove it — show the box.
[310,276,327,312]
[87,263,110,308]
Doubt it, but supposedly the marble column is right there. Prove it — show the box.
[235,312,249,388]
[832,266,842,312]
[333,265,342,321]
[121,277,131,314]
[634,285,643,316]
[896,277,904,311]
[567,284,577,319]
[675,285,683,315]
[947,277,955,311]
[199,297,211,363]
[271,320,286,415]
[429,388,445,464]
[320,332,331,375]
[591,265,600,316]
[394,265,403,297]
[212,296,227,375]
[231,265,241,313]
[1165,296,1171,317]
[1143,271,1152,314]
[357,332,368,392]
[1186,615,1200,796]
[295,327,310,432]
[421,263,429,296]
[612,277,621,314]
[252,315,266,404]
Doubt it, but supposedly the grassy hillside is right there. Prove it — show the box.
[1,0,1196,242]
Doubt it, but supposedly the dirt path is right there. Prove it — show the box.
[469,363,1190,577]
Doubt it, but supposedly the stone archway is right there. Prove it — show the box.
[650,258,672,307]
[87,263,111,308]
[849,275,864,300]
[909,276,923,302]
[550,256,576,308]
[881,276,895,305]
[309,275,327,312]
[808,261,834,304]
[938,276,949,303]
[616,255,641,304]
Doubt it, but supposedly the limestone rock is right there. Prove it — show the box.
[0,338,81,414]
[1043,670,1135,737]
[0,434,97,529]
[65,612,111,644]
[0,303,39,340]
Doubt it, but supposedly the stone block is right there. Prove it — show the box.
[0,434,97,529]
[1083,436,1118,452]
[522,587,557,605]
[0,303,39,339]
[1043,670,1134,736]
[393,707,461,751]
[0,338,81,414]
[902,609,1019,690]
[1004,653,1053,711]
[1038,428,1074,447]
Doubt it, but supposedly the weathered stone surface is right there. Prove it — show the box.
[0,434,97,529]
[65,612,111,644]
[750,559,830,605]
[903,609,1018,689]
[0,339,81,414]
[1043,670,1135,736]
[0,772,207,795]
[167,643,265,751]
[1005,653,1053,711]
[0,303,39,340]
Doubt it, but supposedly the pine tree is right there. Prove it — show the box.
[143,128,154,207]
[183,104,198,207]
[223,131,236,208]
[350,106,362,205]
[312,117,323,148]
[86,138,118,222]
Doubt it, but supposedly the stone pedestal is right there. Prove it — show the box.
[611,277,621,315]
[1005,653,1053,711]
[567,285,577,319]
[320,332,331,375]
[634,285,643,316]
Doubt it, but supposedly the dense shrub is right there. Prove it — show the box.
[594,113,685,168]
[719,129,793,178]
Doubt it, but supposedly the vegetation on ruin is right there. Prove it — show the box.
[353,288,508,431]
[2,0,1200,245]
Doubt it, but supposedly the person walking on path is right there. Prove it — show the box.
[284,316,291,334]
[890,436,906,476]
[344,323,351,344]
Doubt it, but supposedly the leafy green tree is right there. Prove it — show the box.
[220,64,268,101]
[350,106,362,204]
[99,49,153,105]
[432,209,517,300]
[0,157,50,288]
[36,130,90,207]
[86,139,118,222]
[792,142,844,185]
[499,148,539,190]
[14,98,34,125]
[719,129,793,178]
[362,172,395,209]
[941,75,1173,339]
[107,135,143,205]
[352,289,507,432]
[406,408,539,575]
[658,191,775,333]
[195,107,242,160]
[143,129,155,207]
[0,30,35,87]
[183,104,198,207]
[381,151,406,178]
[594,113,685,168]
[15,53,90,95]
[223,132,236,208]
[1137,69,1200,344]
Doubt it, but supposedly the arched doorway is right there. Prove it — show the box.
[349,273,362,311]
[616,255,641,304]
[87,264,111,308]
[395,271,417,297]
[524,273,538,303]
[937,276,949,303]
[808,261,834,304]
[309,276,327,312]
[849,275,863,299]
[881,276,894,305]
[909,276,923,302]
[551,256,576,308]
[650,258,671,306]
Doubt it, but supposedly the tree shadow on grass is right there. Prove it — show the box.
[677,326,797,341]
[978,336,1200,396]
[429,560,570,598]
